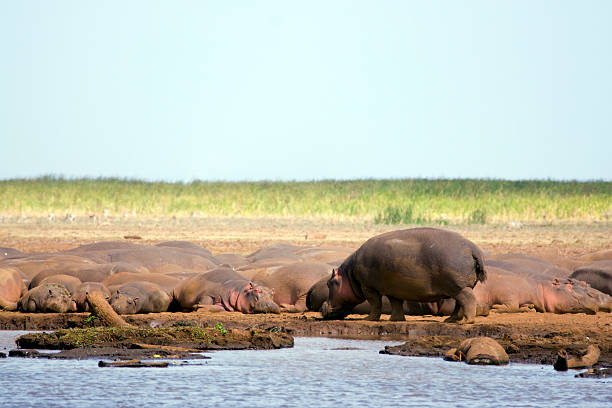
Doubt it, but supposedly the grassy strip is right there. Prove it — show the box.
[0,177,610,224]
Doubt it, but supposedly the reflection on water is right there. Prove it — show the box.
[0,332,609,407]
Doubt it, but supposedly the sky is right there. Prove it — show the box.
[1,1,611,182]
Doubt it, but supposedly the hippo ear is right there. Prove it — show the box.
[133,297,140,303]
[245,282,254,291]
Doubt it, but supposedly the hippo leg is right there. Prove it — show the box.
[388,296,406,321]
[445,287,477,324]
[362,286,382,321]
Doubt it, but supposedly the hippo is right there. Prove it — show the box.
[108,281,171,314]
[18,283,77,313]
[74,282,111,312]
[474,267,612,314]
[293,246,354,266]
[214,253,250,269]
[37,274,82,296]
[155,241,218,263]
[254,262,332,312]
[0,267,27,310]
[307,275,464,316]
[246,243,302,263]
[102,272,181,295]
[1,254,98,281]
[570,261,612,296]
[173,266,280,314]
[488,253,571,278]
[444,337,509,365]
[321,228,486,323]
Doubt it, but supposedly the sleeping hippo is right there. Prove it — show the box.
[0,267,27,310]
[18,283,77,313]
[74,282,111,312]
[321,228,486,323]
[36,274,82,296]
[108,281,171,314]
[173,266,280,314]
[474,267,612,314]
[570,261,612,296]
[254,262,332,312]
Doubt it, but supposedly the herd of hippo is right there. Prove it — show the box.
[1,228,611,323]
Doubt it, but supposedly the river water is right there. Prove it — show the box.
[0,331,609,407]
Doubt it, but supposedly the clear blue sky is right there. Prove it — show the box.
[1,1,610,182]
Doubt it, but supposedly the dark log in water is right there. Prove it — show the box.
[98,359,169,368]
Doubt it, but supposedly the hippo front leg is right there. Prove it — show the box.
[362,286,382,321]
[387,295,406,321]
[445,287,477,324]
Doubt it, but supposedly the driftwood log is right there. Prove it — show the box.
[98,359,168,368]
[85,291,132,328]
[553,345,601,371]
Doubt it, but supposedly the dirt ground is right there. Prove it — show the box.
[1,218,611,366]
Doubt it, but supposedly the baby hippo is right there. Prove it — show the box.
[108,281,171,314]
[18,283,77,313]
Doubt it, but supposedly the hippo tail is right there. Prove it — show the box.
[473,252,487,284]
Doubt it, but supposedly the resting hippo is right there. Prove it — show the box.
[74,282,111,312]
[322,228,486,323]
[254,262,332,312]
[0,267,27,310]
[474,267,612,314]
[2,254,98,281]
[570,261,612,296]
[102,272,181,295]
[108,281,171,314]
[444,337,509,365]
[173,266,280,314]
[37,274,82,296]
[18,283,77,313]
[488,253,571,278]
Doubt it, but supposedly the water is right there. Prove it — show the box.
[0,332,610,407]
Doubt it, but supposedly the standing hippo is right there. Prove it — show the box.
[173,266,280,314]
[18,283,77,313]
[108,281,171,314]
[0,267,27,310]
[321,228,486,323]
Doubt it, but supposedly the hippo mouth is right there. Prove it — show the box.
[252,299,281,314]
[320,301,351,320]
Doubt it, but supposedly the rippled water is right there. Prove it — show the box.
[0,331,609,407]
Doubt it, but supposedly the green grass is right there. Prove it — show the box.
[0,177,610,225]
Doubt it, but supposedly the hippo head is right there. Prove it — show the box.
[321,268,362,320]
[231,282,280,314]
[541,278,611,314]
[109,290,140,315]
[44,285,78,313]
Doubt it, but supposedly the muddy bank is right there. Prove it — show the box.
[11,325,293,360]
[2,310,611,365]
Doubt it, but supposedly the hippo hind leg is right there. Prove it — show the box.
[444,287,477,324]
[362,286,382,321]
[387,295,406,321]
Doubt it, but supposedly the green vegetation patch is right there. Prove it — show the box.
[1,177,610,225]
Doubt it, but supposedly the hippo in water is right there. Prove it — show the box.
[173,266,280,314]
[321,228,486,323]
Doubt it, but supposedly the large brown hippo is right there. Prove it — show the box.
[173,266,280,314]
[254,262,332,312]
[36,274,82,296]
[321,228,486,323]
[570,261,612,296]
[18,283,77,313]
[108,281,171,314]
[74,282,111,312]
[474,267,612,314]
[488,253,571,278]
[0,267,27,310]
[102,272,182,295]
[1,254,98,282]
